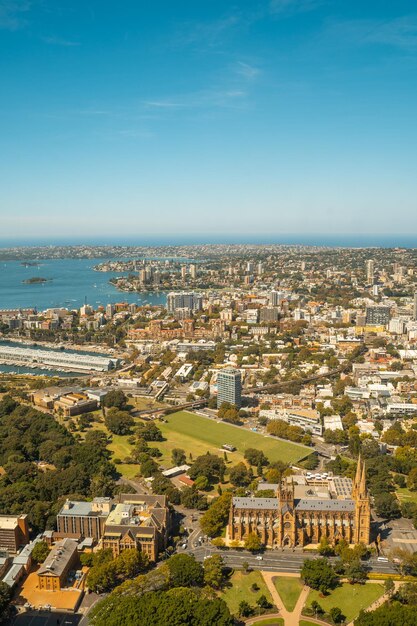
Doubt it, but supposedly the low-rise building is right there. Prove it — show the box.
[260,408,322,436]
[102,494,170,561]
[37,538,79,591]
[56,498,112,541]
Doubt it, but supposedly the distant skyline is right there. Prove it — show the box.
[1,0,417,237]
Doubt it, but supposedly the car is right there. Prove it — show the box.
[255,555,263,560]
[377,556,389,562]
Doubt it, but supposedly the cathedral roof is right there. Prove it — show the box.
[295,499,355,512]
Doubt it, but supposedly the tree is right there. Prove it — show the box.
[407,468,417,491]
[311,600,323,616]
[31,540,49,564]
[244,448,268,467]
[345,558,367,584]
[355,604,417,625]
[87,562,118,593]
[171,448,186,466]
[188,454,226,484]
[229,462,251,487]
[140,458,159,477]
[105,408,134,435]
[89,587,233,626]
[318,536,334,556]
[329,606,344,623]
[301,558,337,593]
[115,549,148,577]
[203,554,224,589]
[103,389,128,410]
[136,421,163,442]
[384,578,395,597]
[194,475,210,491]
[0,581,12,618]
[244,532,263,552]
[200,492,233,537]
[256,594,271,609]
[238,600,253,617]
[180,486,208,510]
[167,554,204,587]
[374,492,401,519]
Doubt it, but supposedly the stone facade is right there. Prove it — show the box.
[228,458,371,548]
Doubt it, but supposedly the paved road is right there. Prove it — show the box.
[188,546,398,575]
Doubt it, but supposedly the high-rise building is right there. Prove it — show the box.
[413,292,417,321]
[270,290,284,306]
[257,261,263,276]
[217,368,242,409]
[181,265,187,280]
[365,259,374,284]
[189,264,197,279]
[167,292,203,313]
[365,305,391,326]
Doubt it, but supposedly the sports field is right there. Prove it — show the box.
[157,411,309,466]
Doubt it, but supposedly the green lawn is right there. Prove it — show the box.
[85,409,308,479]
[299,621,322,626]
[396,487,417,504]
[250,619,284,625]
[220,570,275,616]
[305,583,384,623]
[157,411,309,466]
[274,576,303,612]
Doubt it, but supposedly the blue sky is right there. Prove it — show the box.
[1,0,417,241]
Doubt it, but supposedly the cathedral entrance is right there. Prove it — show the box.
[282,535,291,547]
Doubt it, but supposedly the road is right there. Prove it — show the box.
[187,546,398,575]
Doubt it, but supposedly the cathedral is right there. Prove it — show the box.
[228,457,371,548]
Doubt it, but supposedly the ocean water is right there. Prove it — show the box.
[0,258,167,310]
[0,233,417,247]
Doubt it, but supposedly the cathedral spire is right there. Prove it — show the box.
[359,461,367,497]
[352,454,362,499]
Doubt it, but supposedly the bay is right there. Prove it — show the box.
[0,258,167,310]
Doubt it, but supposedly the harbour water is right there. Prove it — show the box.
[0,258,167,310]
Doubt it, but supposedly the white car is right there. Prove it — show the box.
[255,555,263,560]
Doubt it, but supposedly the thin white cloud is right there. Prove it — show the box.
[173,14,241,48]
[270,0,324,15]
[325,16,417,51]
[0,0,32,30]
[236,61,261,80]
[143,88,247,111]
[41,35,80,47]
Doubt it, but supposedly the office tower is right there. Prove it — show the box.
[365,305,391,326]
[365,259,374,284]
[246,261,254,274]
[189,264,197,279]
[414,291,417,321]
[257,261,263,276]
[181,265,187,279]
[217,368,242,409]
[167,292,203,313]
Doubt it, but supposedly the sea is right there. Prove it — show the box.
[0,258,167,311]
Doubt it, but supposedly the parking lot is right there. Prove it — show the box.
[10,613,81,626]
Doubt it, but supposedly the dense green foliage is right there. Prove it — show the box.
[0,396,117,531]
[89,586,233,626]
[301,558,338,593]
